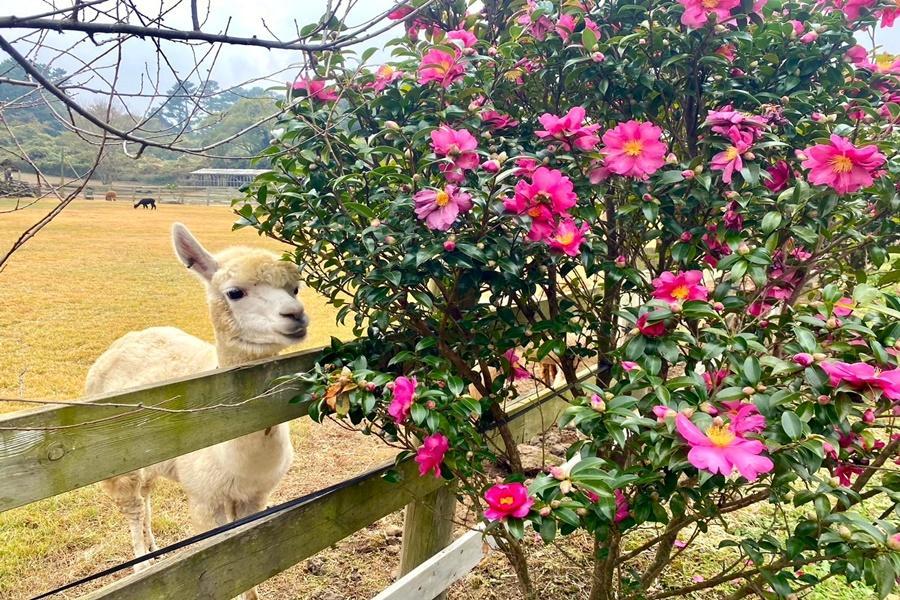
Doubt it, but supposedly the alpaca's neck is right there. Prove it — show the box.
[214,337,279,369]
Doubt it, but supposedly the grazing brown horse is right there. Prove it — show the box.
[105,191,117,201]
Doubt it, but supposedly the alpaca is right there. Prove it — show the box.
[85,223,307,600]
[105,191,117,201]
[134,197,156,209]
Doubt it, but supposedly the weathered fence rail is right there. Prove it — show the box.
[0,348,586,599]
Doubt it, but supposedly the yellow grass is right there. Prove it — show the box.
[0,199,350,405]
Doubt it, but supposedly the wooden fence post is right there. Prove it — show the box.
[399,481,458,599]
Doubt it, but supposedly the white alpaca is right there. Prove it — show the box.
[85,223,307,600]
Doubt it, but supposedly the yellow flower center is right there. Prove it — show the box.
[829,155,854,174]
[499,495,515,506]
[435,190,451,206]
[702,0,719,7]
[725,146,740,160]
[876,53,897,71]
[671,284,690,300]
[505,69,523,81]
[623,140,644,157]
[556,231,575,245]
[706,424,735,447]
[378,65,396,77]
[527,206,543,218]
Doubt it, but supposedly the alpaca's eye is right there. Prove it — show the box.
[225,288,245,300]
[291,286,299,296]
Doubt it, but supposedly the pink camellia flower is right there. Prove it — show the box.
[863,409,876,424]
[676,414,774,480]
[536,106,601,152]
[413,185,472,231]
[883,4,900,27]
[505,167,578,241]
[793,353,814,367]
[800,31,818,44]
[847,45,877,70]
[513,157,539,177]
[483,482,534,521]
[415,433,449,478]
[614,489,630,523]
[547,219,589,256]
[370,64,404,92]
[833,297,855,317]
[716,44,737,62]
[636,312,667,337]
[387,376,417,423]
[652,270,709,306]
[447,29,478,48]
[720,401,766,434]
[764,160,791,193]
[653,405,677,422]
[789,20,805,35]
[703,369,728,392]
[481,110,519,130]
[387,5,414,19]
[431,126,479,171]
[292,78,339,102]
[674,539,688,549]
[678,0,740,28]
[834,463,864,486]
[621,361,639,372]
[601,120,667,179]
[801,135,886,195]
[704,106,767,139]
[418,49,465,87]
[821,362,900,400]
[711,128,751,184]
[503,349,530,380]
[555,13,577,41]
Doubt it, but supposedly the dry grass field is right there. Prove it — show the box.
[0,200,885,600]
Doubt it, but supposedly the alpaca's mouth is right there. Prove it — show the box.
[280,328,307,340]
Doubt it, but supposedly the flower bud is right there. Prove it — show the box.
[713,301,725,313]
[481,159,500,173]
[681,169,695,179]
[681,407,695,418]
[666,153,678,164]
[642,193,654,202]
[817,394,831,405]
[370,218,381,228]
[590,394,606,412]
[384,235,396,245]
[738,242,751,255]
[384,120,400,131]
[366,382,377,392]
[560,480,573,495]
[443,239,456,252]
[615,255,627,268]
[539,506,552,517]
[592,52,606,62]
[826,317,838,329]
[670,302,683,313]
[425,400,436,410]
[838,525,852,540]
[712,416,725,428]
[680,231,693,242]
[887,533,900,551]
[412,174,423,183]
[550,500,561,509]
[477,242,485,250]
[576,507,589,517]
[742,386,756,396]
[693,165,704,174]
[863,409,875,424]
[700,402,716,414]
[756,384,766,392]
[792,353,814,367]
[744,152,756,161]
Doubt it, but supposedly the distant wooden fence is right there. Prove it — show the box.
[0,346,587,599]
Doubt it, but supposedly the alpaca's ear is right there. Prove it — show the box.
[172,223,217,281]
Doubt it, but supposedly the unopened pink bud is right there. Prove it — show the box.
[792,353,814,367]
[680,231,693,242]
[681,169,695,179]
[443,240,456,252]
[615,255,627,268]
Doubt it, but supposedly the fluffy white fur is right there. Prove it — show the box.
[85,224,306,600]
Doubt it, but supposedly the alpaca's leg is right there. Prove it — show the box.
[141,486,158,552]
[101,475,150,571]
[188,497,229,533]
[231,498,267,600]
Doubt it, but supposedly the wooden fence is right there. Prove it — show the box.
[0,346,585,599]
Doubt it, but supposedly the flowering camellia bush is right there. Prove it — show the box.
[238,0,900,597]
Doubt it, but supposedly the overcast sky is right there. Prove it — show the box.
[5,0,900,106]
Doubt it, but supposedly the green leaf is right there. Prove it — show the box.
[875,555,895,599]
[581,27,597,51]
[506,518,524,540]
[743,356,761,385]
[343,201,376,220]
[539,517,557,543]
[761,211,782,234]
[781,411,802,440]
